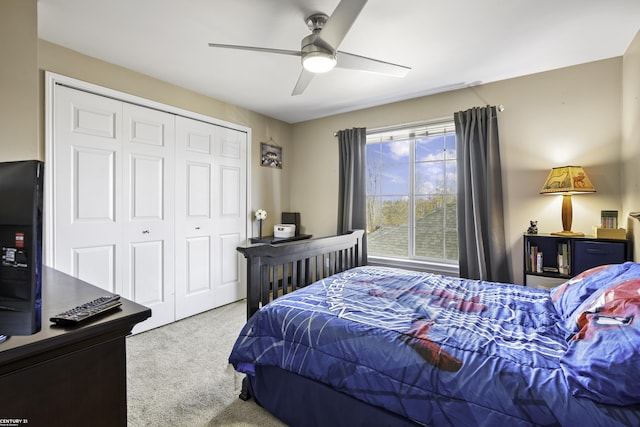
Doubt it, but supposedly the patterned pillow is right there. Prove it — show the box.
[551,262,638,322]
[560,277,640,406]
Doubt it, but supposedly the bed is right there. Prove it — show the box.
[232,231,640,426]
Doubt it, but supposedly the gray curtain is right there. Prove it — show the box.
[337,127,367,261]
[454,106,510,282]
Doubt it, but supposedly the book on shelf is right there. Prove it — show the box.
[536,252,543,273]
[526,244,545,274]
[526,244,538,272]
[529,245,536,272]
[557,242,570,275]
[526,241,572,275]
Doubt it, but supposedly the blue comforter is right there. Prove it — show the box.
[229,265,640,426]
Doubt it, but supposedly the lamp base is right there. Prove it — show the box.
[551,230,584,237]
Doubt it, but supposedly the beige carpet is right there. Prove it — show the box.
[126,300,286,427]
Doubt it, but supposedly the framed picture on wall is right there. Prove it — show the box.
[260,142,282,169]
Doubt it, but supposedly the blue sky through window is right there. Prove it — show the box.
[367,134,455,198]
[366,123,458,263]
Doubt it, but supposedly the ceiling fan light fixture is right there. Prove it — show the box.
[302,51,337,73]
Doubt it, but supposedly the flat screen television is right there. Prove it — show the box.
[0,160,43,340]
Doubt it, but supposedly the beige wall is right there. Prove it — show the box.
[291,58,624,284]
[622,31,640,260]
[0,0,39,160]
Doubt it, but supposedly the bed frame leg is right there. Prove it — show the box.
[239,376,251,401]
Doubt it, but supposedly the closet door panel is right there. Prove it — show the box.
[73,148,116,221]
[122,103,175,332]
[220,166,240,216]
[129,240,164,303]
[186,236,212,294]
[175,117,217,319]
[212,127,247,307]
[130,155,164,219]
[183,162,214,299]
[71,102,117,138]
[186,162,211,217]
[53,85,123,294]
[220,232,240,284]
[72,245,116,293]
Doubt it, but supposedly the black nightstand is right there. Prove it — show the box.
[523,234,630,288]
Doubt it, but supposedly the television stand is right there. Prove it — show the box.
[0,267,151,426]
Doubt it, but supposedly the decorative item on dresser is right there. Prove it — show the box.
[281,212,301,236]
[231,229,640,427]
[249,211,311,244]
[254,209,267,239]
[273,224,295,238]
[593,210,627,239]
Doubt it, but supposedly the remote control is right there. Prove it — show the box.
[50,294,122,326]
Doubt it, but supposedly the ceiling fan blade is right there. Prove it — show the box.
[336,51,411,77]
[291,69,315,96]
[317,0,368,51]
[208,43,301,57]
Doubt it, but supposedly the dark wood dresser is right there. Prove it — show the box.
[0,267,151,426]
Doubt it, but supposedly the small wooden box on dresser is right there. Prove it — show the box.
[523,233,630,288]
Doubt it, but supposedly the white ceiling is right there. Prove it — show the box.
[37,0,640,124]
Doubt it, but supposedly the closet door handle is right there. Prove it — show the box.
[142,230,150,234]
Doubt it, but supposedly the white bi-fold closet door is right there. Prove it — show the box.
[174,115,247,319]
[49,81,247,332]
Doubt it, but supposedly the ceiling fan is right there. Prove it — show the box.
[208,0,411,95]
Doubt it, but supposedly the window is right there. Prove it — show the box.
[366,120,458,268]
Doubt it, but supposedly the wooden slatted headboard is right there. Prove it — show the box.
[236,229,365,319]
[628,214,640,262]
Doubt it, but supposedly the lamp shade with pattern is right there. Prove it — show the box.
[540,166,595,236]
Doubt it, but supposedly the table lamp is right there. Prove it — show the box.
[540,166,595,236]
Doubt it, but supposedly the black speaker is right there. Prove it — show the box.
[281,212,301,236]
[0,160,43,337]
